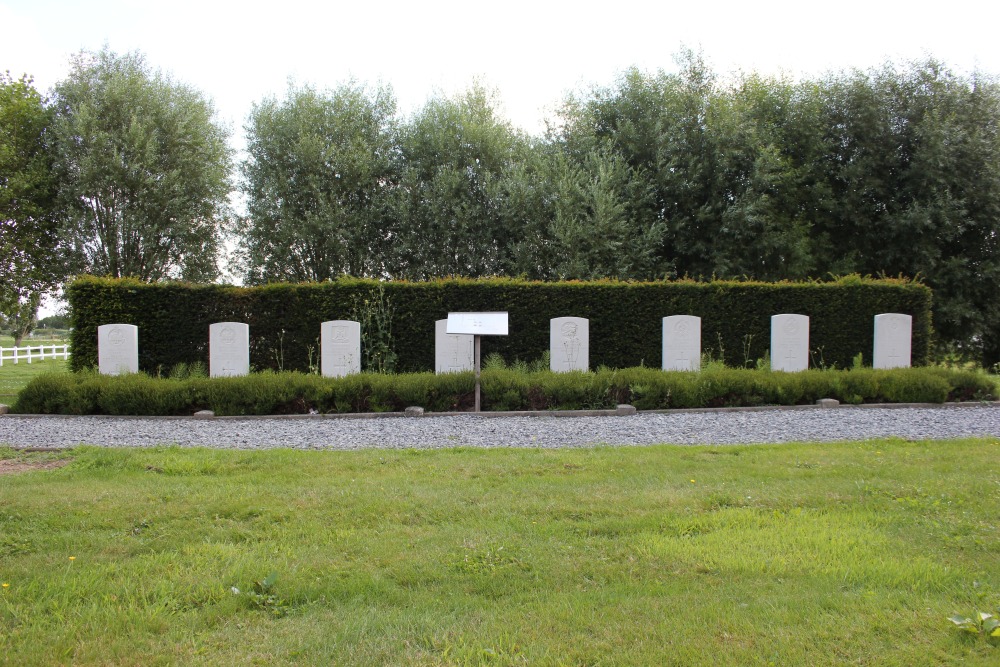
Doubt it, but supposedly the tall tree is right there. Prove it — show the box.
[393,85,529,278]
[549,149,664,279]
[814,61,1000,362]
[239,81,399,283]
[554,53,819,280]
[51,48,232,282]
[0,72,62,329]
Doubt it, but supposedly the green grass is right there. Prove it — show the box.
[0,333,69,347]
[0,358,69,403]
[1,439,999,665]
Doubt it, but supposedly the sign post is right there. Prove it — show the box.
[446,312,509,413]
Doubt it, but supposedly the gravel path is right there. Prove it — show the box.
[2,404,998,450]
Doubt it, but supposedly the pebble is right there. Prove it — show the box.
[1,405,998,450]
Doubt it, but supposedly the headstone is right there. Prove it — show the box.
[550,317,589,372]
[435,319,474,374]
[662,315,701,371]
[98,324,139,375]
[209,322,250,377]
[873,313,912,369]
[321,320,361,377]
[770,314,809,372]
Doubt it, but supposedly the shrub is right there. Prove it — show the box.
[13,366,993,416]
[68,275,933,375]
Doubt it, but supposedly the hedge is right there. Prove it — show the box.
[67,275,933,374]
[13,367,992,416]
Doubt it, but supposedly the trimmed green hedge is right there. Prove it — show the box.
[13,367,992,416]
[67,275,933,374]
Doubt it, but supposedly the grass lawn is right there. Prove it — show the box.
[1,439,998,665]
[0,358,69,403]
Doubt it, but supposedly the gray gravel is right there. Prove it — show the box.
[1,404,998,450]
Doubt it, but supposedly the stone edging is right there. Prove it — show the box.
[1,401,997,420]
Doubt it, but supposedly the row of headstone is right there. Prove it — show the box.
[98,321,362,378]
[96,313,914,376]
[671,313,910,372]
[433,313,911,373]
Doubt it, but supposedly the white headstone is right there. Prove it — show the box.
[873,313,912,369]
[550,317,589,372]
[321,320,361,377]
[209,322,250,377]
[770,314,809,372]
[98,324,138,375]
[662,315,701,371]
[435,319,474,374]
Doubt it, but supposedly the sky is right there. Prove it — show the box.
[4,0,1000,139]
[4,0,1000,315]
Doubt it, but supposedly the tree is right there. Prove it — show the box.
[548,149,664,279]
[813,61,1000,363]
[238,81,399,283]
[51,48,232,282]
[393,85,530,278]
[554,53,820,280]
[0,72,63,327]
[3,292,39,346]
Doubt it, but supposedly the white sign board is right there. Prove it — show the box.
[446,312,509,336]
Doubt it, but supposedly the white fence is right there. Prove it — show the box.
[0,344,71,366]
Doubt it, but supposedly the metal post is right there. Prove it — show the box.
[474,335,481,413]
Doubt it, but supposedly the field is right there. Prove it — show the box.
[0,359,68,404]
[0,330,70,403]
[1,439,999,665]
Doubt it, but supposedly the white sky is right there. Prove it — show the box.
[4,0,999,315]
[3,0,999,138]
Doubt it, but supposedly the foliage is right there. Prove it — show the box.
[2,291,40,346]
[50,48,232,282]
[12,365,991,416]
[37,312,70,329]
[349,282,397,373]
[393,84,531,278]
[547,149,666,279]
[66,275,933,375]
[238,81,399,282]
[0,73,64,323]
[551,53,1000,365]
[11,49,1000,362]
[950,608,1000,641]
[0,357,67,403]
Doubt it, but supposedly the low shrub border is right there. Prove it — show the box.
[12,367,995,416]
